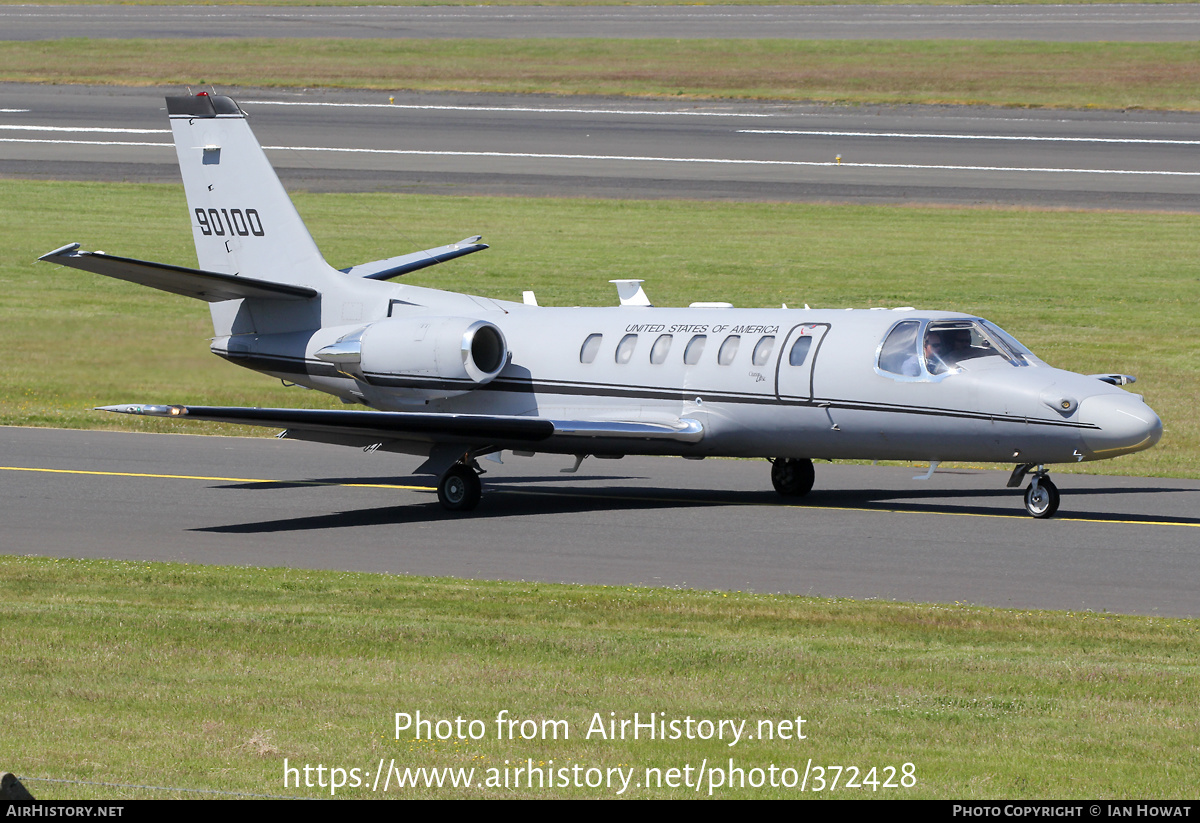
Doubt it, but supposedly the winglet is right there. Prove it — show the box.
[39,242,82,261]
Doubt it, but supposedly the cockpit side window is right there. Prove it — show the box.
[877,320,922,376]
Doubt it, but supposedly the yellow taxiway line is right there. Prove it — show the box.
[2,465,1196,528]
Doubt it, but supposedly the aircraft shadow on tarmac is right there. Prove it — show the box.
[194,475,1199,533]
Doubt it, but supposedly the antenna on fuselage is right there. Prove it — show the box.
[610,279,652,307]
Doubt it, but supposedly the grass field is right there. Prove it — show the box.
[3,557,1197,799]
[4,39,1200,110]
[5,179,1198,478]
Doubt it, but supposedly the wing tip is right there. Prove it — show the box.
[96,404,187,417]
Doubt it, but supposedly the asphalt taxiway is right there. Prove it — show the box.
[3,427,1197,617]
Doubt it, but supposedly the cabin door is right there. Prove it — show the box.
[774,323,829,403]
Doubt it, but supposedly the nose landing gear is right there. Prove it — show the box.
[1009,463,1060,519]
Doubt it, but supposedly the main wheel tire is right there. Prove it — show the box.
[438,465,482,512]
[771,457,815,497]
[1024,477,1060,519]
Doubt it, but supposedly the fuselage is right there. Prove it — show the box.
[211,279,1162,467]
[50,91,1164,518]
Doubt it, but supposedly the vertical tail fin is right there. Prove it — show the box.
[167,93,335,289]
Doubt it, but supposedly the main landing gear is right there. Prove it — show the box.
[1009,463,1060,519]
[437,463,482,512]
[771,457,815,498]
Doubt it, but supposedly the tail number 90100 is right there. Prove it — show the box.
[195,208,264,237]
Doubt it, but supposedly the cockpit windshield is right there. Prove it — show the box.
[976,319,1040,366]
[877,318,1040,379]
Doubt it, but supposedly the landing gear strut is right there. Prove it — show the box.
[438,464,482,512]
[771,457,815,497]
[1009,463,1060,519]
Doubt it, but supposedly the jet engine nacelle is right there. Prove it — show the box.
[317,316,508,398]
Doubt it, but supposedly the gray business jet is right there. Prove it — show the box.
[39,93,1162,517]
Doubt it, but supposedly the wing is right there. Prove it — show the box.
[100,404,553,444]
[98,405,704,456]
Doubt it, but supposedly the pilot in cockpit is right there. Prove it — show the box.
[903,330,948,376]
[942,328,974,366]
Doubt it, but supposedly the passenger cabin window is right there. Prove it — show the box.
[684,335,707,365]
[718,335,740,366]
[616,333,638,364]
[752,336,775,367]
[580,333,602,364]
[788,336,814,367]
[650,334,673,365]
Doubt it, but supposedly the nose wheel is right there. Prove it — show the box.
[1023,476,1060,519]
[438,464,482,512]
[1009,463,1062,519]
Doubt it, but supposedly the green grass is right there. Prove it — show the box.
[2,557,1197,799]
[5,39,1200,110]
[5,179,1198,477]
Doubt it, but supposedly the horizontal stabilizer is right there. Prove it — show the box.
[1090,373,1137,386]
[39,244,318,302]
[341,237,488,281]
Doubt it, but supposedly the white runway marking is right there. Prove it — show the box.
[5,137,1197,178]
[266,144,1200,177]
[0,138,171,147]
[0,125,168,135]
[247,100,777,118]
[739,129,1200,147]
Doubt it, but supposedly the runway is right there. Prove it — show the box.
[4,84,1199,209]
[5,4,1200,42]
[3,427,1198,617]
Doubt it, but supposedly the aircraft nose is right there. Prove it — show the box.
[1078,393,1162,459]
